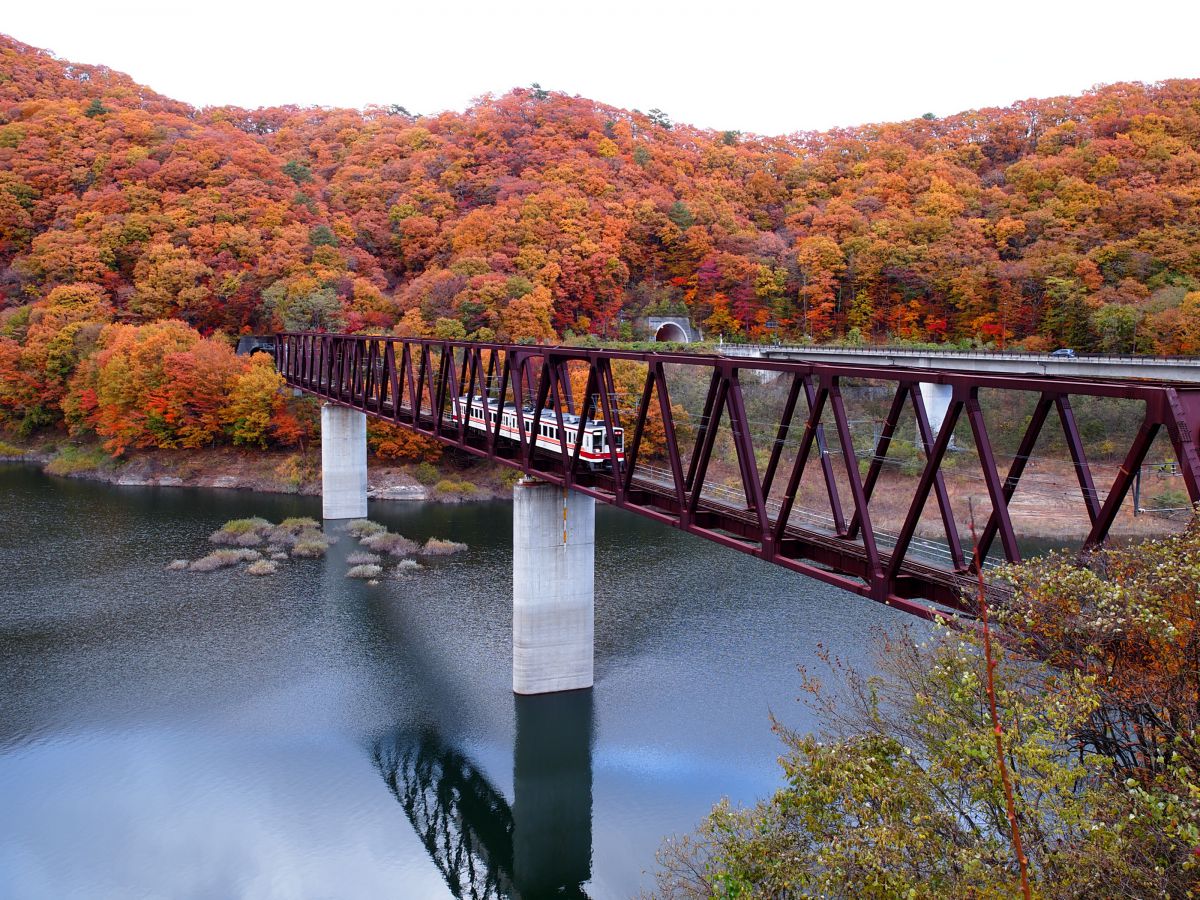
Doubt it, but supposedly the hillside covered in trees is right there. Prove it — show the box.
[1,33,1199,450]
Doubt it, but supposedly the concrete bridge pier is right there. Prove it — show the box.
[321,402,368,520]
[918,382,955,449]
[513,478,595,695]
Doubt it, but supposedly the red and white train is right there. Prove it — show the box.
[454,395,625,470]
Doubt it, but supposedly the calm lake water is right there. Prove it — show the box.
[0,463,911,899]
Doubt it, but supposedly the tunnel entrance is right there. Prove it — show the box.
[654,322,689,343]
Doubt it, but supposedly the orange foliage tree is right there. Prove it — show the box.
[366,419,443,462]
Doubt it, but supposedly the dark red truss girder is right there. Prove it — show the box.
[276,333,1200,621]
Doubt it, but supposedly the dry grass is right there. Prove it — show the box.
[165,559,189,571]
[45,446,108,476]
[347,551,382,566]
[347,563,383,579]
[361,531,417,556]
[291,535,330,558]
[421,538,468,556]
[265,518,323,545]
[346,519,387,539]
[279,516,319,531]
[246,560,278,576]
[210,517,272,545]
[189,549,261,572]
[395,559,423,574]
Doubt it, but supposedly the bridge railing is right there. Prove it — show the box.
[715,340,1200,367]
[277,332,1200,620]
[719,343,1200,367]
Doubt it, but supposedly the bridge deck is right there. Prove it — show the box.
[721,343,1200,383]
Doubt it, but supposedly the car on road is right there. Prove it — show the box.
[1050,348,1077,358]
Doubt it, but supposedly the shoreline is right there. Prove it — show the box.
[0,442,513,505]
[0,442,1184,542]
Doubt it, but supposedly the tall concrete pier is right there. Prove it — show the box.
[919,382,954,443]
[320,403,368,520]
[512,479,595,695]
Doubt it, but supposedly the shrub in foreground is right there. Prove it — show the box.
[652,523,1200,899]
[653,624,1196,898]
[346,564,383,579]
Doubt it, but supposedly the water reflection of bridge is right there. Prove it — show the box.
[374,691,594,900]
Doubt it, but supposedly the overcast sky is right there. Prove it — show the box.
[6,0,1200,136]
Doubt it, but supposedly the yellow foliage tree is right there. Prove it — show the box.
[222,354,285,448]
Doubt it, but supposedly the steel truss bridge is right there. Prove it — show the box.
[276,333,1200,618]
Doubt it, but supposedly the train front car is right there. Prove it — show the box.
[459,395,624,471]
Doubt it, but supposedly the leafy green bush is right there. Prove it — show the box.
[434,478,477,496]
[413,462,440,485]
[1149,487,1191,511]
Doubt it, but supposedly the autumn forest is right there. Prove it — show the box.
[2,33,1200,455]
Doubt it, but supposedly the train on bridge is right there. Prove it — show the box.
[457,394,625,470]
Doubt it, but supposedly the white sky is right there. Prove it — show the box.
[6,0,1200,136]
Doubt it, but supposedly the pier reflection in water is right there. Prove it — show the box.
[376,691,593,900]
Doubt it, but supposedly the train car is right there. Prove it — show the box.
[454,395,624,470]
